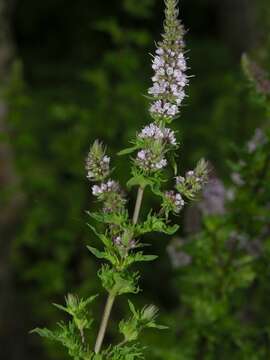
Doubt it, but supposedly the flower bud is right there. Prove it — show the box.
[86,140,110,182]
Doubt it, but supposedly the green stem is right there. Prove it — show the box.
[132,187,144,225]
[94,186,145,353]
[94,293,115,354]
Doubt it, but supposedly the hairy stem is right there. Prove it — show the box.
[94,186,145,353]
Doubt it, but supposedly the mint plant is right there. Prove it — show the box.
[33,1,208,358]
[158,57,270,360]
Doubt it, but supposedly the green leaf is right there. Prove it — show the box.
[118,145,138,156]
[128,300,138,317]
[98,265,140,296]
[31,327,55,339]
[53,303,70,314]
[134,253,158,262]
[127,174,152,189]
[87,246,106,259]
[86,223,112,247]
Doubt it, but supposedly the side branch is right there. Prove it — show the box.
[94,186,145,353]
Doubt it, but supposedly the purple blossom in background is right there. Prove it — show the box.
[199,178,226,215]
[167,238,191,269]
[247,128,267,153]
[231,172,245,186]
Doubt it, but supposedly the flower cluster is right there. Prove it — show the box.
[135,122,178,173]
[113,235,136,252]
[86,142,126,213]
[91,179,126,213]
[86,140,111,182]
[175,159,208,200]
[138,122,177,146]
[149,1,188,120]
[92,180,120,197]
[162,190,185,216]
[136,149,167,172]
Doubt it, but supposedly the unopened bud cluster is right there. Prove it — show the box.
[175,159,208,200]
[86,141,126,213]
[162,190,185,216]
[113,235,137,254]
[86,140,111,182]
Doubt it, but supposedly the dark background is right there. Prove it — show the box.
[0,0,269,359]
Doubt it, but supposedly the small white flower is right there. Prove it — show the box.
[231,172,245,186]
[157,67,165,76]
[102,155,110,164]
[164,191,184,213]
[92,185,101,196]
[176,176,185,184]
[155,158,167,169]
[137,150,147,160]
[175,193,185,208]
[167,67,174,76]
[148,23,188,119]
[150,100,163,114]
[156,48,164,55]
[113,236,122,246]
[152,56,165,70]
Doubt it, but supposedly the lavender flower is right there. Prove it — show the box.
[163,190,185,215]
[149,0,188,120]
[175,159,208,200]
[136,149,167,172]
[92,180,120,196]
[138,122,177,146]
[92,179,126,213]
